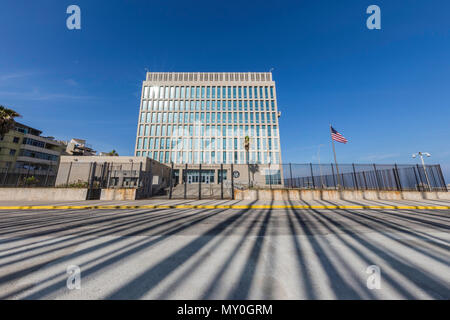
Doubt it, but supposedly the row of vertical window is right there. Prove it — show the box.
[141,99,276,111]
[19,149,59,161]
[135,150,280,165]
[137,124,279,138]
[136,137,280,152]
[143,85,275,100]
[139,112,278,125]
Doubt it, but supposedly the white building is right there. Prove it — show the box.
[134,72,283,186]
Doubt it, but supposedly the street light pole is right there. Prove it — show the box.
[412,152,431,191]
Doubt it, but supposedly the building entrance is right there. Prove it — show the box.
[185,170,215,184]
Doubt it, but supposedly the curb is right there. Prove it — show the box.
[0,205,449,210]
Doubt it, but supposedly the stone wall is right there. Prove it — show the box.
[234,189,450,201]
[0,188,87,201]
[100,188,137,201]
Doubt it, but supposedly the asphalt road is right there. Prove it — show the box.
[0,208,448,299]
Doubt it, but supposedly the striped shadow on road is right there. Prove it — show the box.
[0,204,449,210]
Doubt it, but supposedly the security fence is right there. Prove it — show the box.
[0,167,58,187]
[0,161,163,200]
[55,161,159,200]
[282,163,447,192]
[1,161,447,199]
[164,163,235,200]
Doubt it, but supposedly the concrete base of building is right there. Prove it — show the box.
[235,188,450,201]
[0,188,88,201]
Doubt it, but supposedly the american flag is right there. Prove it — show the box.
[331,126,348,144]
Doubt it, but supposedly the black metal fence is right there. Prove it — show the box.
[0,162,160,200]
[55,162,158,200]
[283,163,447,192]
[1,162,447,197]
[0,167,58,187]
[165,163,234,200]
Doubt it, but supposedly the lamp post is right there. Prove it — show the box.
[412,152,431,191]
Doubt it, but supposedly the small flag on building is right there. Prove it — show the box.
[331,126,348,144]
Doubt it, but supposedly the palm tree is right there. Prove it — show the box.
[0,105,21,139]
[107,149,119,156]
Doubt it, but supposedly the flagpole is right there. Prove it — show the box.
[330,124,341,189]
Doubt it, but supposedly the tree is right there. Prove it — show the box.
[106,149,119,156]
[0,105,21,139]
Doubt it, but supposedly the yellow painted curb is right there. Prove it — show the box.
[0,204,449,211]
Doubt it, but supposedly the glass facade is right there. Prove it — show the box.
[135,73,281,165]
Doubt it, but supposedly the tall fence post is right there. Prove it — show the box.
[437,165,448,191]
[15,169,20,187]
[86,162,95,200]
[362,171,368,190]
[413,165,420,191]
[44,166,50,187]
[289,163,293,189]
[231,163,235,200]
[100,162,107,188]
[331,164,336,189]
[2,166,9,186]
[268,163,272,190]
[394,164,402,191]
[149,159,153,197]
[352,163,358,190]
[310,163,315,189]
[416,164,424,191]
[25,164,31,185]
[65,162,73,187]
[106,162,112,188]
[198,164,202,200]
[86,162,93,188]
[220,163,224,200]
[184,163,187,199]
[373,164,380,191]
[168,162,174,199]
[429,167,437,191]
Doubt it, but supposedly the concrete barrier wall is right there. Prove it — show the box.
[100,188,137,201]
[235,189,450,201]
[0,188,87,201]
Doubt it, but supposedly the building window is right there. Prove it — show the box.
[218,170,227,183]
[13,137,20,143]
[265,170,281,185]
[9,149,16,156]
[22,137,45,148]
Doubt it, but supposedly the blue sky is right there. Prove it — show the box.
[1,0,449,179]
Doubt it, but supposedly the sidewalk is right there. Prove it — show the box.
[0,198,449,210]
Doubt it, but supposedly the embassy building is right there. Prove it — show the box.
[134,72,282,187]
